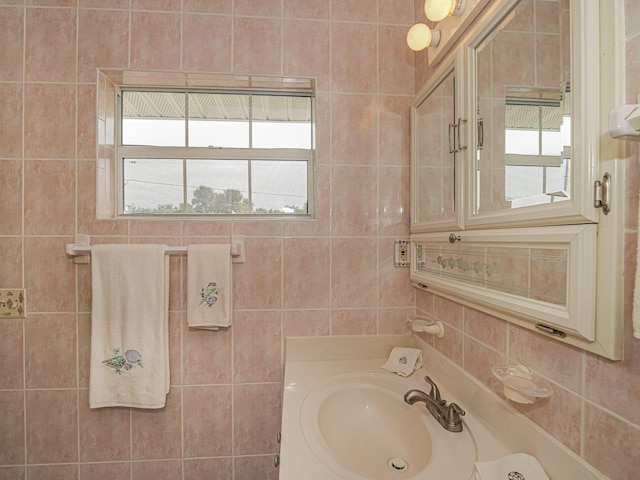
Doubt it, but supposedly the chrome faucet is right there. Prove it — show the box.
[403,376,466,433]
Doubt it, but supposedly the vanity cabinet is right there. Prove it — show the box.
[410,0,624,359]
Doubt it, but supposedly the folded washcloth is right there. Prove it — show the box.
[90,244,170,409]
[187,244,233,330]
[475,453,550,480]
[381,347,423,377]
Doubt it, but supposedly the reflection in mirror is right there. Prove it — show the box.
[414,70,456,224]
[474,0,571,215]
[504,86,571,208]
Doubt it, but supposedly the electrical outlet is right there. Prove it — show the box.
[0,289,26,318]
[394,240,410,267]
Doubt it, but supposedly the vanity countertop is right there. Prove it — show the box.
[279,335,608,480]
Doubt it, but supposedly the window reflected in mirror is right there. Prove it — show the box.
[504,86,571,208]
[474,0,571,215]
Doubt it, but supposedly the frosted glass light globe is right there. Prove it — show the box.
[424,0,456,22]
[407,23,432,51]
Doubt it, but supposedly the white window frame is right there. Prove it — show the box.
[115,86,315,217]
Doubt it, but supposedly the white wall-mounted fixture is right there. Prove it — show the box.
[408,315,445,337]
[424,0,467,22]
[407,0,467,52]
[609,103,640,141]
[407,23,441,51]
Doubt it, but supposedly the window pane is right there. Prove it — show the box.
[122,91,186,146]
[505,129,539,155]
[505,165,543,200]
[253,121,312,149]
[251,160,308,214]
[541,131,562,156]
[123,119,186,147]
[188,93,249,147]
[252,96,312,149]
[188,120,250,148]
[545,163,569,194]
[123,159,184,213]
[186,160,250,213]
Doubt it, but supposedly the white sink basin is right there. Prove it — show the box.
[300,373,477,480]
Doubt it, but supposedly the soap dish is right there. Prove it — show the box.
[491,364,552,404]
[407,314,445,338]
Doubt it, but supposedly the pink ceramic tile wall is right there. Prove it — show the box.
[2,1,639,479]
[0,1,415,478]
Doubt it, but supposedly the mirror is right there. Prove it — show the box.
[473,0,571,215]
[413,68,457,226]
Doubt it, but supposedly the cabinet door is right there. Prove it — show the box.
[410,224,597,342]
[411,56,464,232]
[464,0,600,228]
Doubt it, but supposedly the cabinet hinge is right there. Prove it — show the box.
[593,172,611,215]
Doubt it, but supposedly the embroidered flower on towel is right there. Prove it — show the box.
[103,348,143,375]
[199,282,220,308]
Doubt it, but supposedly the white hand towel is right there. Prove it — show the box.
[475,453,550,480]
[381,347,423,377]
[187,244,232,330]
[90,244,170,409]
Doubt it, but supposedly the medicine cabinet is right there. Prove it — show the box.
[412,58,461,230]
[410,0,625,359]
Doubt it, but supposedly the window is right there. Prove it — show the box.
[116,84,314,216]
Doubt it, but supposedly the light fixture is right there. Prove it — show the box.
[406,23,441,51]
[424,0,467,22]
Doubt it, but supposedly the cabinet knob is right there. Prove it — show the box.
[448,233,461,244]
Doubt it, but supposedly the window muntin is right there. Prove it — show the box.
[117,88,313,216]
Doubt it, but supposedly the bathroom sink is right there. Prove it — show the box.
[300,373,477,480]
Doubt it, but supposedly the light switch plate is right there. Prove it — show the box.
[0,289,26,318]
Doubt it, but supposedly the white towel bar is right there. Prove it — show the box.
[65,234,245,264]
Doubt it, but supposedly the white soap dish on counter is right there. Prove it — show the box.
[491,364,553,404]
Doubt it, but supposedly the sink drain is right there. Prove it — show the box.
[388,457,408,472]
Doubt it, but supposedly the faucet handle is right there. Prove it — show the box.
[445,402,466,426]
[424,376,445,404]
